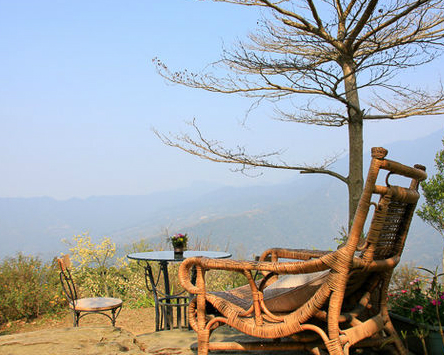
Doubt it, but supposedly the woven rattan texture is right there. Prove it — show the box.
[179,147,427,355]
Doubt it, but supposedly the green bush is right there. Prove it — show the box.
[0,254,65,325]
[389,266,444,328]
[0,236,262,326]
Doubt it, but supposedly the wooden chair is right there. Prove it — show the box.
[178,147,427,355]
[57,254,123,327]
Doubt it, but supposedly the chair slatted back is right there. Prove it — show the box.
[373,199,413,259]
[57,255,78,304]
[342,149,425,299]
[345,149,425,264]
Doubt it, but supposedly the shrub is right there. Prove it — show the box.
[0,254,65,325]
[389,266,444,327]
[65,234,153,307]
[390,263,421,293]
[0,236,260,326]
[64,233,124,297]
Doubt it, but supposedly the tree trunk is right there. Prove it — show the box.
[440,235,444,281]
[342,60,364,225]
[348,120,363,224]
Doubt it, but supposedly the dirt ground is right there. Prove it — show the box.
[0,309,397,355]
[0,306,156,336]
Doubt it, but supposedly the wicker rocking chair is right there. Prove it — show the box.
[178,147,427,355]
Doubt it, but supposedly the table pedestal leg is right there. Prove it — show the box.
[143,262,161,331]
[141,259,191,331]
[159,261,174,330]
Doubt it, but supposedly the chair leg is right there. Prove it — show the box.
[111,305,122,327]
[111,308,117,327]
[160,304,165,330]
[197,329,210,355]
[73,311,80,327]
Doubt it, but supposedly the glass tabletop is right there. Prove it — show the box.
[127,250,232,262]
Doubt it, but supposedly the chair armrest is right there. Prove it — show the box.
[352,255,400,271]
[178,256,330,295]
[259,248,332,262]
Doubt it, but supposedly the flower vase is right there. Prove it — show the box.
[174,246,185,258]
[390,312,444,354]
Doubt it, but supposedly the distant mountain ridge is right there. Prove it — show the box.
[1,129,443,267]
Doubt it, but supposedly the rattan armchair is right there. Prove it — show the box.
[57,254,122,327]
[179,147,427,355]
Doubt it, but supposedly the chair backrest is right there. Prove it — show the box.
[343,148,426,293]
[57,254,78,304]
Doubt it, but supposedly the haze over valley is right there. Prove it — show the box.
[1,130,443,268]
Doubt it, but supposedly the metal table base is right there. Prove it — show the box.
[127,251,231,331]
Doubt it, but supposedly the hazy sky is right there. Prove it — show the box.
[1,0,443,200]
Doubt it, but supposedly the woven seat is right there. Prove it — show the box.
[57,255,122,327]
[179,147,427,355]
[70,297,122,312]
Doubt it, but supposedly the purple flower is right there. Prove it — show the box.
[431,299,441,306]
[409,278,420,285]
[410,305,423,313]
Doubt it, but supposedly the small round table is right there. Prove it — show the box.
[127,250,231,331]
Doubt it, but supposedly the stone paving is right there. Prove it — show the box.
[138,327,305,355]
[0,325,401,355]
[0,327,142,355]
[0,326,307,355]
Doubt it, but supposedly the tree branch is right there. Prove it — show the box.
[366,83,444,118]
[346,0,380,49]
[152,119,348,184]
[353,0,436,51]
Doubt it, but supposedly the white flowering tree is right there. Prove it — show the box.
[63,233,117,297]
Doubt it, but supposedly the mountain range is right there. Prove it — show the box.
[1,129,443,268]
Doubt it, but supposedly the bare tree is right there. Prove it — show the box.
[154,0,444,223]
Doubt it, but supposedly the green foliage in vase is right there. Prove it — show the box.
[169,233,188,248]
